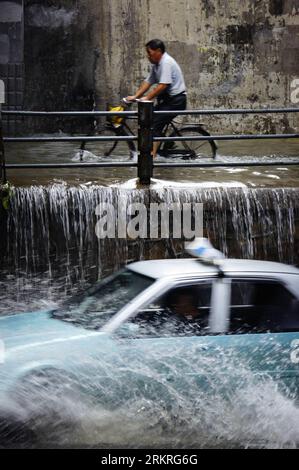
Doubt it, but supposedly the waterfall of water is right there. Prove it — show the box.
[1,184,298,288]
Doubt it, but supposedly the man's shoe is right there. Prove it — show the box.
[154,153,167,161]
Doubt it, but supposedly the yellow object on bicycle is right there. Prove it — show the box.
[108,105,124,128]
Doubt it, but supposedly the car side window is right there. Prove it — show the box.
[229,279,299,334]
[121,282,212,338]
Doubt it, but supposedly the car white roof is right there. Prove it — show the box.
[128,258,299,280]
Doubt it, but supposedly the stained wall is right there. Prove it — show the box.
[0,0,298,134]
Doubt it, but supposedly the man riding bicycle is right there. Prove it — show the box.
[125,39,187,158]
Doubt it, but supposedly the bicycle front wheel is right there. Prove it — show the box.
[161,125,217,159]
[102,125,136,158]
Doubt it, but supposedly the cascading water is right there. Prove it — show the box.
[1,341,299,449]
[0,182,298,313]
[1,183,298,279]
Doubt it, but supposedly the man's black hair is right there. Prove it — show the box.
[146,39,165,53]
[165,287,198,309]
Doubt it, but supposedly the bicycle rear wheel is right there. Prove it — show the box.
[160,125,217,159]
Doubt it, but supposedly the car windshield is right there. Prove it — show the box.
[52,269,154,330]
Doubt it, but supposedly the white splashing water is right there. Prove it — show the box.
[1,346,298,449]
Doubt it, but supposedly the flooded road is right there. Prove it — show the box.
[4,138,299,188]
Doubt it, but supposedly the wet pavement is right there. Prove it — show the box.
[3,138,299,188]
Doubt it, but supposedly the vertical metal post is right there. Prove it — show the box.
[138,100,153,185]
[0,104,6,184]
[79,140,86,161]
[0,78,6,184]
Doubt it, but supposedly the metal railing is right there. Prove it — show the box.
[1,101,299,185]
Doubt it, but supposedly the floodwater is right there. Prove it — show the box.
[1,295,299,450]
[1,137,299,449]
[4,138,299,188]
[2,360,299,449]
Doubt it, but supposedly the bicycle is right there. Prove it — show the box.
[103,99,218,160]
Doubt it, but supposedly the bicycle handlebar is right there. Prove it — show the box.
[122,97,153,105]
[122,97,137,105]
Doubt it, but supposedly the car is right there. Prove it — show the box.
[0,239,299,446]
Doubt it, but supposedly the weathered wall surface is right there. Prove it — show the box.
[23,0,98,132]
[0,0,24,134]
[1,0,299,134]
[94,0,299,134]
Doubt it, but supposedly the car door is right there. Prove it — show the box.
[221,277,299,401]
[106,275,299,406]
[109,277,232,405]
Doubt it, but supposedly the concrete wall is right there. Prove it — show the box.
[1,0,299,134]
[0,0,24,134]
[94,0,299,134]
[23,0,97,133]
